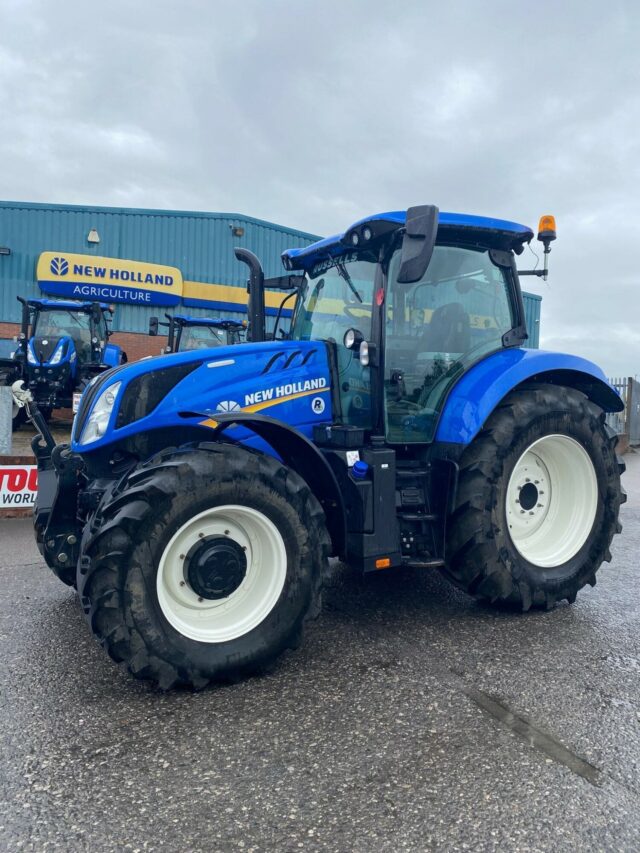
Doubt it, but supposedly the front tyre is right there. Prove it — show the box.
[446,385,625,610]
[77,443,330,689]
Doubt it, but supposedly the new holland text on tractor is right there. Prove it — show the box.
[0,298,126,428]
[31,206,625,688]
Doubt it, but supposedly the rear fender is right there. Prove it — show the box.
[435,349,623,446]
[210,412,346,557]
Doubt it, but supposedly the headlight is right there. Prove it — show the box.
[48,342,65,365]
[78,381,121,445]
[27,345,37,365]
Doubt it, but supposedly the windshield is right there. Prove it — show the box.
[384,244,515,443]
[179,325,227,351]
[290,254,377,428]
[34,310,91,338]
[290,254,376,343]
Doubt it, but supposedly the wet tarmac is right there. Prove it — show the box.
[1,453,640,851]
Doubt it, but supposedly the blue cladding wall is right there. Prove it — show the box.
[0,201,319,333]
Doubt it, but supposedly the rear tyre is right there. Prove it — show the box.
[77,442,330,689]
[445,385,625,610]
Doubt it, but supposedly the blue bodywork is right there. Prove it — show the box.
[436,349,623,445]
[28,334,79,378]
[72,340,333,453]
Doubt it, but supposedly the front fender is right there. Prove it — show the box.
[435,349,623,446]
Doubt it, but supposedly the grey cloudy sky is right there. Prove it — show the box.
[1,0,639,375]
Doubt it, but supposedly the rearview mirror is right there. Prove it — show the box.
[397,205,439,284]
[149,316,159,336]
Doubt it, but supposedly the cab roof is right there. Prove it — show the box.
[282,210,534,272]
[28,298,111,311]
[174,314,244,328]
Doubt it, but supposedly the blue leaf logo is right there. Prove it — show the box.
[50,257,69,277]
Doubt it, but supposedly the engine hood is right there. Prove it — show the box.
[72,340,333,452]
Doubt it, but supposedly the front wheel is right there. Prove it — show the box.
[77,443,330,688]
[445,385,625,610]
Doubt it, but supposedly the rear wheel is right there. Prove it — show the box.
[445,385,625,610]
[77,442,330,688]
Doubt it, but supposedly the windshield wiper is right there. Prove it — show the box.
[336,262,363,303]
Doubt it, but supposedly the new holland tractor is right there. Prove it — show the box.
[31,205,625,689]
[148,313,245,353]
[0,298,125,428]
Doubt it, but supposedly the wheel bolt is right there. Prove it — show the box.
[224,529,230,535]
[198,597,203,603]
[66,534,77,545]
[179,554,185,559]
[58,553,68,563]
[198,532,204,538]
[179,581,185,587]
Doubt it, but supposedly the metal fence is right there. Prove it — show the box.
[606,377,640,444]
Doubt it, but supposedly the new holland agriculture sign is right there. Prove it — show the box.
[37,252,183,306]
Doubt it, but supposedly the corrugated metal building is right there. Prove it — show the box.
[0,201,319,336]
[0,200,542,346]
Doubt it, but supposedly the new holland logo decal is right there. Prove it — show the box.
[50,257,69,276]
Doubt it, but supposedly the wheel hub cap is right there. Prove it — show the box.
[185,536,247,600]
[506,434,598,568]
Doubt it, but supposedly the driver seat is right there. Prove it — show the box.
[421,302,470,354]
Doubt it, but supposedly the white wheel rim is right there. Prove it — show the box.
[156,505,287,643]
[506,434,598,568]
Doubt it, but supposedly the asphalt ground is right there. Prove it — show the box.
[1,454,640,852]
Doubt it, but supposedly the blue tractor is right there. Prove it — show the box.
[31,206,625,689]
[0,298,126,428]
[148,313,245,353]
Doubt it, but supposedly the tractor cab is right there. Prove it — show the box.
[149,313,245,353]
[282,209,533,442]
[28,299,111,366]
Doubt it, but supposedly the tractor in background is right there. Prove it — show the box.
[149,314,245,353]
[0,298,125,428]
[31,205,625,689]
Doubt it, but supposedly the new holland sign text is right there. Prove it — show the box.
[37,252,183,306]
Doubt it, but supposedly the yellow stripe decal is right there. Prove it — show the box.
[198,386,330,429]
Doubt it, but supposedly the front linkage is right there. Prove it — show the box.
[19,385,85,587]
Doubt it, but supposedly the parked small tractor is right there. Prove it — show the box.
[31,206,625,689]
[0,298,125,427]
[148,313,245,353]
